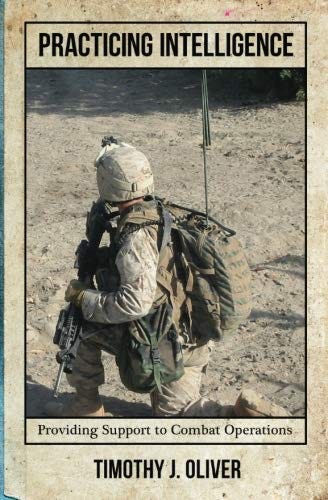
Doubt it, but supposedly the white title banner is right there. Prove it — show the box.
[25,22,306,68]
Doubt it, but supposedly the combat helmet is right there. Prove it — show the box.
[95,141,154,202]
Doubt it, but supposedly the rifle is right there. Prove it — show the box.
[52,202,120,397]
[52,303,83,398]
[52,137,120,397]
[52,201,120,397]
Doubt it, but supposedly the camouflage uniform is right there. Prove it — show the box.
[68,221,215,416]
[50,143,291,418]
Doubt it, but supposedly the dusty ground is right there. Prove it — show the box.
[26,69,305,417]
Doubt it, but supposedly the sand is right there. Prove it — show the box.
[26,69,305,417]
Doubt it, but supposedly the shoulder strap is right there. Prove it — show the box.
[116,200,173,257]
[117,209,159,231]
[158,203,173,255]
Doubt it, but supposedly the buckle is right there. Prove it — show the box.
[151,347,161,363]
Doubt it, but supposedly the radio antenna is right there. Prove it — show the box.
[201,69,211,225]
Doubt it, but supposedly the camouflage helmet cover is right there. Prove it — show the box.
[95,143,154,202]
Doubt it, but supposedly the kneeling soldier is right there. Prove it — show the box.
[45,142,290,418]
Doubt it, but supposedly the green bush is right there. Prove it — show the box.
[208,69,305,101]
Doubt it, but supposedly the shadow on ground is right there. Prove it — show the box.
[26,377,152,417]
[250,309,304,329]
[26,69,297,118]
[252,254,305,278]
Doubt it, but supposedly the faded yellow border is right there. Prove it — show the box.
[4,1,328,498]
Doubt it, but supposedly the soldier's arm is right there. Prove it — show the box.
[80,227,159,324]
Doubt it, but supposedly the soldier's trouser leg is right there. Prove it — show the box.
[44,324,124,417]
[151,342,291,417]
[67,323,123,395]
[150,343,223,417]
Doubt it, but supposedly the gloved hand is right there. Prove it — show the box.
[65,279,87,308]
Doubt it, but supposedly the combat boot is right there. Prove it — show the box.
[44,389,105,417]
[233,389,291,417]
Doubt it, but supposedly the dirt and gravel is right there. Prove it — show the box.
[26,69,305,417]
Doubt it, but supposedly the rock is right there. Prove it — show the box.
[273,279,283,286]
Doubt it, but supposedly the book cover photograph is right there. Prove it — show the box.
[2,1,327,498]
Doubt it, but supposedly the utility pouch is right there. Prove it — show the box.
[116,302,184,394]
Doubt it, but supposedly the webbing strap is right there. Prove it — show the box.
[160,208,173,254]
[149,330,163,394]
[117,208,159,231]
[156,266,185,309]
[189,261,215,276]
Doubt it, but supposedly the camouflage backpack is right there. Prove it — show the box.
[115,198,252,341]
[163,201,252,341]
[94,197,251,394]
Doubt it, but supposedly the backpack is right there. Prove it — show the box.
[117,197,252,342]
[163,200,252,341]
[94,197,251,394]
